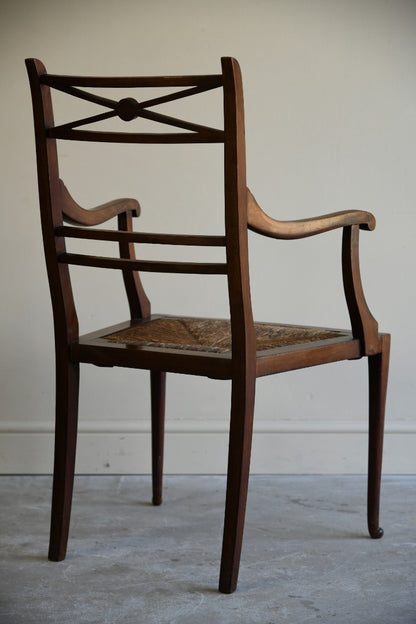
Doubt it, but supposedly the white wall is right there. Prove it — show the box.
[1,0,415,474]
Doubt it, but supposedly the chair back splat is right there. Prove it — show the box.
[26,57,390,594]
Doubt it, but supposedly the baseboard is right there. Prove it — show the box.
[1,419,415,474]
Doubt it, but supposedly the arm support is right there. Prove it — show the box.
[117,211,151,319]
[342,225,379,355]
[59,179,140,226]
[247,188,376,239]
[246,189,380,355]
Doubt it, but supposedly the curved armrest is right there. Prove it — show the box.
[59,179,140,226]
[247,188,375,240]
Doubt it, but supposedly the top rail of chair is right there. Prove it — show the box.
[40,74,223,89]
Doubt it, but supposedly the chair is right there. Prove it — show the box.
[26,56,390,594]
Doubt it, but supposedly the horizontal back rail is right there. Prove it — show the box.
[58,253,228,275]
[46,128,224,143]
[56,226,226,247]
[40,74,223,88]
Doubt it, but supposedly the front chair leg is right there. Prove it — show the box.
[48,358,79,561]
[219,374,256,594]
[150,370,166,506]
[367,333,390,539]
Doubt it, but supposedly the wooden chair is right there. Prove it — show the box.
[26,57,390,594]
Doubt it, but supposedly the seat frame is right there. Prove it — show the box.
[26,56,390,594]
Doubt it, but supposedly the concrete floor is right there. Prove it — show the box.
[0,475,415,624]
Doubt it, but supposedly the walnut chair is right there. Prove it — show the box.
[26,57,390,594]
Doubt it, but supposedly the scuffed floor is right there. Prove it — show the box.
[0,475,415,623]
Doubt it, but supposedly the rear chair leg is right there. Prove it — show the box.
[48,359,79,561]
[151,371,166,506]
[367,334,390,539]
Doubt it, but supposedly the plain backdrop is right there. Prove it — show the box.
[1,0,415,474]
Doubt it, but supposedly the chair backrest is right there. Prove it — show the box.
[26,57,256,365]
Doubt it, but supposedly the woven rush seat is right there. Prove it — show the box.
[105,317,343,353]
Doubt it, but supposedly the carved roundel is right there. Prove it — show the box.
[116,97,139,121]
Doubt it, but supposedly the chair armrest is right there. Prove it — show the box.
[247,188,375,239]
[59,179,140,226]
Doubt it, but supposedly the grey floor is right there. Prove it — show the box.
[1,475,415,624]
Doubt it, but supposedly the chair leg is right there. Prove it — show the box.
[367,334,390,539]
[151,370,166,506]
[219,375,256,594]
[48,359,79,561]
